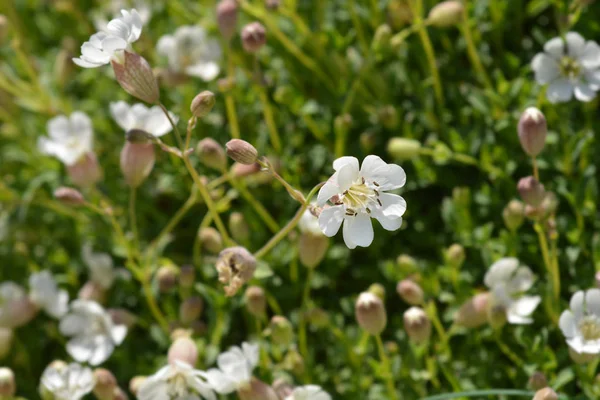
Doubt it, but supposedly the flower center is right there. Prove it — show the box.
[559,56,581,80]
[341,177,381,216]
[169,374,189,396]
[579,315,600,341]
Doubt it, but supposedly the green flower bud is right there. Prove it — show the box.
[427,1,464,28]
[503,200,524,231]
[229,212,250,243]
[179,296,203,324]
[387,138,421,161]
[244,286,267,318]
[368,283,386,300]
[269,315,294,346]
[446,244,465,268]
[378,105,399,129]
[396,254,418,271]
[190,91,216,118]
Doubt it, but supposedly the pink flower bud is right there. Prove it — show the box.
[355,292,387,335]
[0,284,37,329]
[238,378,279,400]
[120,140,156,188]
[533,387,558,400]
[427,1,464,27]
[217,0,238,40]
[528,372,548,391]
[241,22,267,53]
[78,281,107,304]
[396,279,424,305]
[403,306,431,344]
[168,336,198,366]
[226,139,259,165]
[503,200,524,231]
[53,187,85,206]
[454,292,489,328]
[0,367,15,397]
[67,152,102,188]
[298,233,329,269]
[244,286,267,318]
[196,138,227,171]
[231,162,261,177]
[111,51,159,104]
[93,369,117,400]
[179,296,203,324]
[517,176,546,207]
[112,388,128,400]
[216,247,257,296]
[518,107,547,157]
[190,91,216,118]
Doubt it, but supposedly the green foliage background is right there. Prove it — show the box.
[1,0,600,398]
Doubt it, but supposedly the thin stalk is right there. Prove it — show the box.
[348,0,370,54]
[258,159,306,204]
[298,268,314,359]
[534,223,560,313]
[459,2,493,90]
[228,176,280,233]
[375,335,399,400]
[225,46,241,139]
[257,85,282,153]
[532,157,540,180]
[159,104,184,150]
[129,187,139,249]
[494,334,524,367]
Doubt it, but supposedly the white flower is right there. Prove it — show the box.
[40,362,95,400]
[93,0,151,31]
[484,258,541,325]
[109,101,176,137]
[204,342,259,394]
[138,361,216,400]
[38,112,94,166]
[82,244,115,289]
[28,271,69,319]
[531,32,600,103]
[559,289,600,355]
[299,206,323,236]
[316,156,407,249]
[0,282,37,328]
[73,9,142,68]
[157,25,222,81]
[59,300,127,365]
[285,385,332,400]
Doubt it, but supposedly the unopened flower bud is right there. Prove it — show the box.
[53,187,85,206]
[528,372,548,391]
[271,378,294,399]
[396,279,424,305]
[241,22,267,53]
[387,0,413,29]
[179,265,196,289]
[112,388,128,400]
[283,349,304,375]
[533,387,558,400]
[198,227,223,254]
[378,105,398,129]
[0,329,13,359]
[244,286,266,318]
[503,200,525,231]
[298,233,328,269]
[518,107,547,157]
[0,367,15,397]
[518,176,546,207]
[179,296,203,324]
[446,244,465,268]
[231,162,261,177]
[168,336,198,366]
[229,212,250,243]
[397,254,417,271]
[596,271,600,288]
[107,308,137,328]
[93,369,117,400]
[387,138,421,161]
[355,292,387,335]
[269,316,294,346]
[540,192,558,216]
[120,139,155,188]
[196,138,226,171]
[372,24,392,55]
[217,0,238,40]
[368,283,386,300]
[191,91,216,118]
[78,281,106,304]
[111,51,159,104]
[454,292,489,328]
[67,152,102,188]
[156,265,179,293]
[569,347,598,364]
[403,306,431,344]
[216,247,257,296]
[487,302,507,329]
[226,139,258,165]
[238,378,279,400]
[129,376,147,395]
[427,1,464,27]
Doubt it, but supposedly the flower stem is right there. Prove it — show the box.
[225,46,241,139]
[534,223,560,321]
[375,334,399,400]
[258,158,306,204]
[532,157,540,180]
[158,103,184,150]
[298,268,314,359]
[257,85,282,153]
[129,187,139,250]
[228,175,280,233]
[459,2,493,90]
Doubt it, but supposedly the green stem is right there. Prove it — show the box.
[534,223,559,319]
[532,157,540,180]
[348,0,370,54]
[159,103,184,150]
[375,335,399,400]
[228,176,280,233]
[257,85,282,153]
[129,187,139,250]
[225,46,241,139]
[459,1,493,90]
[298,268,314,359]
[494,334,524,368]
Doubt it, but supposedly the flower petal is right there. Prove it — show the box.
[580,41,600,69]
[508,266,534,293]
[566,32,586,58]
[546,78,573,103]
[378,193,407,219]
[333,156,359,173]
[185,62,220,81]
[586,289,600,316]
[342,213,373,249]
[143,106,174,137]
[570,290,585,320]
[156,34,176,57]
[318,205,344,237]
[337,163,358,192]
[360,155,406,190]
[484,258,519,289]
[574,83,596,102]
[242,342,259,369]
[204,369,236,394]
[373,212,403,231]
[544,36,565,59]
[72,57,105,68]
[531,53,560,84]
[47,115,70,140]
[510,295,540,317]
[317,175,341,206]
[559,310,577,338]
[109,101,132,131]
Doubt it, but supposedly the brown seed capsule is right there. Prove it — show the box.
[517,176,546,207]
[196,138,227,171]
[111,51,159,104]
[198,227,223,254]
[0,367,15,397]
[67,152,103,188]
[217,0,238,40]
[533,387,558,400]
[179,265,196,289]
[396,279,424,305]
[226,139,259,165]
[216,247,257,296]
[266,0,281,9]
[403,306,431,344]
[53,187,85,206]
[168,336,198,366]
[93,369,117,400]
[427,1,464,27]
[518,107,547,157]
[244,286,267,318]
[190,91,216,118]
[241,22,267,53]
[355,292,387,335]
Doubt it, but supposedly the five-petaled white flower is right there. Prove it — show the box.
[40,362,95,400]
[157,25,222,81]
[560,289,600,356]
[38,112,94,166]
[82,244,116,289]
[73,9,142,68]
[109,101,176,137]
[285,385,332,400]
[204,342,259,394]
[137,360,216,400]
[532,32,600,103]
[317,156,406,249]
[484,258,541,325]
[59,300,127,365]
[29,271,69,319]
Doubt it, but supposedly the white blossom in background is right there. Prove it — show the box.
[204,342,259,394]
[285,385,332,400]
[109,101,177,137]
[93,0,151,31]
[299,206,323,236]
[484,258,541,324]
[157,25,222,81]
[82,244,116,289]
[73,9,142,68]
[317,156,406,249]
[0,282,36,328]
[137,360,216,400]
[531,32,600,103]
[28,271,69,319]
[40,362,95,400]
[559,289,600,355]
[38,112,94,166]
[59,300,127,365]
